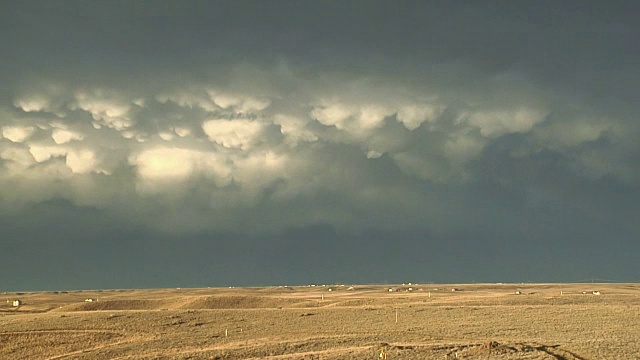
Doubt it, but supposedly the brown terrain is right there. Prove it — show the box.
[1,283,639,359]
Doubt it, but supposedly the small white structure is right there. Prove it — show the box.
[515,291,522,295]
[451,288,459,292]
[592,291,601,295]
[84,298,96,302]
[12,300,22,307]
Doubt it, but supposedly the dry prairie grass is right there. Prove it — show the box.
[1,283,639,359]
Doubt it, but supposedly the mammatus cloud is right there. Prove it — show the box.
[465,108,547,138]
[273,114,318,144]
[130,147,232,190]
[2,125,35,143]
[52,128,84,144]
[72,90,134,131]
[202,119,264,150]
[1,62,638,237]
[208,91,272,113]
[29,145,68,163]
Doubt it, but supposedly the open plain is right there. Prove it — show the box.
[1,283,639,359]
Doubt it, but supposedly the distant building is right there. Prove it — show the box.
[84,298,96,302]
[12,300,22,307]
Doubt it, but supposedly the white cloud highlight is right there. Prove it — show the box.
[14,96,51,113]
[396,104,443,130]
[174,127,191,137]
[202,119,263,150]
[208,91,272,113]
[130,147,232,188]
[274,114,318,144]
[466,108,547,138]
[158,131,175,141]
[52,129,84,144]
[2,126,35,143]
[310,102,394,134]
[66,149,98,174]
[366,150,383,159]
[72,91,133,130]
[29,145,67,162]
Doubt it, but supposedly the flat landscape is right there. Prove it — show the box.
[1,283,639,359]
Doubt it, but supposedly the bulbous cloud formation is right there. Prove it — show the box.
[1,1,640,288]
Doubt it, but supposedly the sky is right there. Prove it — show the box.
[1,1,639,291]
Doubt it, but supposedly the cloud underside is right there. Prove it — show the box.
[1,59,636,235]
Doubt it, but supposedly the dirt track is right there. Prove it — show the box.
[1,283,639,359]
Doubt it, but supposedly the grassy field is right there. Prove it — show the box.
[1,283,639,359]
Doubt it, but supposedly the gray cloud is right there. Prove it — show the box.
[1,1,639,290]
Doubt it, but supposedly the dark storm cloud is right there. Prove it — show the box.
[1,1,639,290]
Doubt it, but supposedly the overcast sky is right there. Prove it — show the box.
[1,1,639,291]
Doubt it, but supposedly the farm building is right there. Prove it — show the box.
[12,300,22,306]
